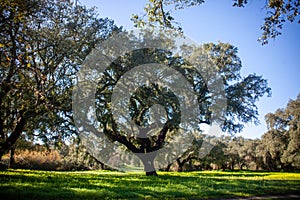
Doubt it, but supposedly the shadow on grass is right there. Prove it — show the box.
[0,170,300,199]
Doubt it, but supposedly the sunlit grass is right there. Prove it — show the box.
[0,169,299,199]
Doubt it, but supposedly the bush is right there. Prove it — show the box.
[10,149,63,170]
[0,143,105,171]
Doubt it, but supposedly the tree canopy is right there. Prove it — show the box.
[0,0,119,159]
[132,0,300,44]
[74,28,271,175]
[159,91,300,172]
[261,93,300,171]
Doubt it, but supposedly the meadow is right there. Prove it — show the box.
[0,170,300,199]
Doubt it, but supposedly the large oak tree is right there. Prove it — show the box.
[77,39,271,175]
[0,0,119,160]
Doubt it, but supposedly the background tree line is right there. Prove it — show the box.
[170,94,300,172]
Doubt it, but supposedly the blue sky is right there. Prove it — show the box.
[79,0,300,139]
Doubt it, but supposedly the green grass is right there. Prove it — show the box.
[0,170,300,199]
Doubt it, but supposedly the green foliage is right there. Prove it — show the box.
[59,141,104,171]
[133,0,300,44]
[173,94,300,172]
[260,94,300,171]
[132,0,205,31]
[0,0,119,159]
[0,170,300,199]
[92,40,270,174]
[201,43,271,132]
[258,0,300,44]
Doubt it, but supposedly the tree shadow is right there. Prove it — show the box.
[0,170,300,199]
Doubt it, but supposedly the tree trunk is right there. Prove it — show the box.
[165,162,172,172]
[8,146,15,169]
[138,153,158,176]
[146,170,158,176]
[221,164,226,171]
[176,158,183,172]
[230,161,235,170]
[178,165,183,172]
[144,159,158,176]
[0,149,5,162]
[0,115,26,162]
[100,161,104,170]
[240,163,245,170]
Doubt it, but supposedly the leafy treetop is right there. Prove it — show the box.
[132,0,300,44]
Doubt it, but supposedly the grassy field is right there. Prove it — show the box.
[0,170,300,199]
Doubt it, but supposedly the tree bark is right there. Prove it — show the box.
[230,162,234,170]
[146,170,158,176]
[176,158,184,172]
[165,162,172,172]
[8,146,15,169]
[0,114,26,161]
[99,161,104,170]
[138,153,158,176]
[221,164,226,171]
[240,163,245,170]
[0,150,4,162]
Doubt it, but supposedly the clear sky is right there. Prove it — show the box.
[79,0,300,139]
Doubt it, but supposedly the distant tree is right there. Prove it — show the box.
[175,135,231,171]
[244,139,263,170]
[207,140,228,170]
[252,139,267,170]
[226,137,244,170]
[223,137,263,170]
[60,140,105,170]
[132,0,300,44]
[0,0,119,160]
[261,93,300,171]
[261,129,286,171]
[175,137,204,172]
[281,95,300,170]
[87,41,271,176]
